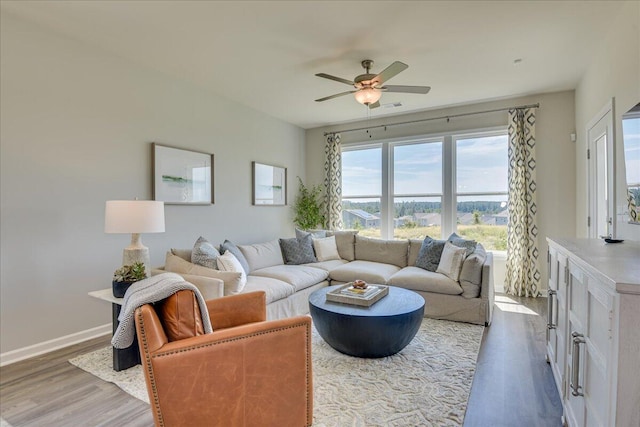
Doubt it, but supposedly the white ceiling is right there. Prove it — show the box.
[1,1,627,129]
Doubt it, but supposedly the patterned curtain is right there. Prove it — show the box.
[324,133,343,230]
[504,108,541,297]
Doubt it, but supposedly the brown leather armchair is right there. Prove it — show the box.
[134,290,313,427]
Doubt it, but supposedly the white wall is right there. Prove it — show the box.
[0,12,305,355]
[575,1,640,241]
[305,91,577,291]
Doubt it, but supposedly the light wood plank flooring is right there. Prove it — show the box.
[1,294,562,426]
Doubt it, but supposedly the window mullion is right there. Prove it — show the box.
[381,142,392,239]
[442,135,455,238]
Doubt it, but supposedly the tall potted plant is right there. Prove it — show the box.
[293,177,325,230]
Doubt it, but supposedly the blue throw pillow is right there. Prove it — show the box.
[280,234,317,265]
[220,240,250,274]
[415,236,447,272]
[191,236,221,269]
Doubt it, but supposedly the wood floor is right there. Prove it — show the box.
[1,294,563,427]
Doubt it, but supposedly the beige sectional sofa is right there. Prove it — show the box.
[154,231,494,326]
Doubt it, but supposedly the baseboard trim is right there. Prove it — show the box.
[0,324,111,367]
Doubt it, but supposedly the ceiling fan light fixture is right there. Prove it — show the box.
[354,87,381,105]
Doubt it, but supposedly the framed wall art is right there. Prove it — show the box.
[252,162,287,206]
[152,143,214,205]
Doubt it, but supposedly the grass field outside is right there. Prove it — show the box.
[355,224,507,251]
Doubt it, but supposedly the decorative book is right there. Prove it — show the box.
[326,283,389,307]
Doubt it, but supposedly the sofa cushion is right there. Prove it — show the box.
[448,232,477,257]
[326,230,358,261]
[355,235,409,268]
[251,264,329,292]
[304,259,349,272]
[216,252,248,292]
[191,236,221,269]
[279,234,317,265]
[389,267,464,295]
[171,248,193,262]
[242,275,294,304]
[408,239,423,266]
[436,242,466,281]
[415,236,446,272]
[164,252,244,295]
[238,239,284,272]
[329,260,401,285]
[459,243,487,298]
[312,236,341,261]
[220,240,251,274]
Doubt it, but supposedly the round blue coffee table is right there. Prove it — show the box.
[309,285,425,358]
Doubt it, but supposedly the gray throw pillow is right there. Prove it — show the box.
[220,240,250,274]
[415,236,447,272]
[191,236,220,269]
[280,234,317,265]
[295,228,328,239]
[448,233,477,257]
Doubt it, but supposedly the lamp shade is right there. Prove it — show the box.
[354,87,382,105]
[105,200,165,234]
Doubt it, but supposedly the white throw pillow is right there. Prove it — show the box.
[216,251,248,292]
[436,241,467,282]
[312,236,341,261]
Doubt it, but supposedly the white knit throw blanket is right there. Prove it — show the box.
[111,273,213,349]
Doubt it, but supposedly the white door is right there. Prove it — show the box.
[587,100,615,239]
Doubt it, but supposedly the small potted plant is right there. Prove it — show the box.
[112,262,146,298]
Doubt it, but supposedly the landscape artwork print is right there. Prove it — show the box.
[153,143,214,205]
[253,162,287,205]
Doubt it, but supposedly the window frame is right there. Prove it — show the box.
[341,126,508,241]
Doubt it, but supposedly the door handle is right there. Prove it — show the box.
[570,331,585,397]
[547,289,557,330]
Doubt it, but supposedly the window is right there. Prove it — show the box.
[455,134,508,250]
[341,146,382,238]
[393,141,443,240]
[341,130,509,251]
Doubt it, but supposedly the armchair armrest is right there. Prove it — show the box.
[206,291,266,330]
[143,316,312,427]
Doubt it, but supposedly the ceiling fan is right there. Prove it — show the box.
[315,59,430,109]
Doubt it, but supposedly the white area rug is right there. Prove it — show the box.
[70,318,483,426]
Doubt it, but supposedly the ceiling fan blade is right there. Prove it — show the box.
[315,91,356,102]
[371,61,408,85]
[382,85,431,94]
[315,73,354,86]
[368,101,381,109]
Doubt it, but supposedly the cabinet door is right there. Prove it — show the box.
[566,260,587,427]
[547,247,558,363]
[583,281,614,427]
[547,246,568,399]
[555,251,569,399]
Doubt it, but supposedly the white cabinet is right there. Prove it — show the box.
[546,245,568,400]
[546,238,640,427]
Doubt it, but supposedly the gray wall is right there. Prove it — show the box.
[575,0,640,241]
[0,12,304,354]
[305,91,578,290]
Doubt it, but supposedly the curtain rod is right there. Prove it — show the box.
[323,103,540,137]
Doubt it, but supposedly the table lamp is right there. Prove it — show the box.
[104,200,165,276]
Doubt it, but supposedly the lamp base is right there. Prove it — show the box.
[123,247,151,277]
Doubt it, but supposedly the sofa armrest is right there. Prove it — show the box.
[152,267,224,300]
[480,252,495,325]
[205,291,267,330]
[142,316,313,427]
